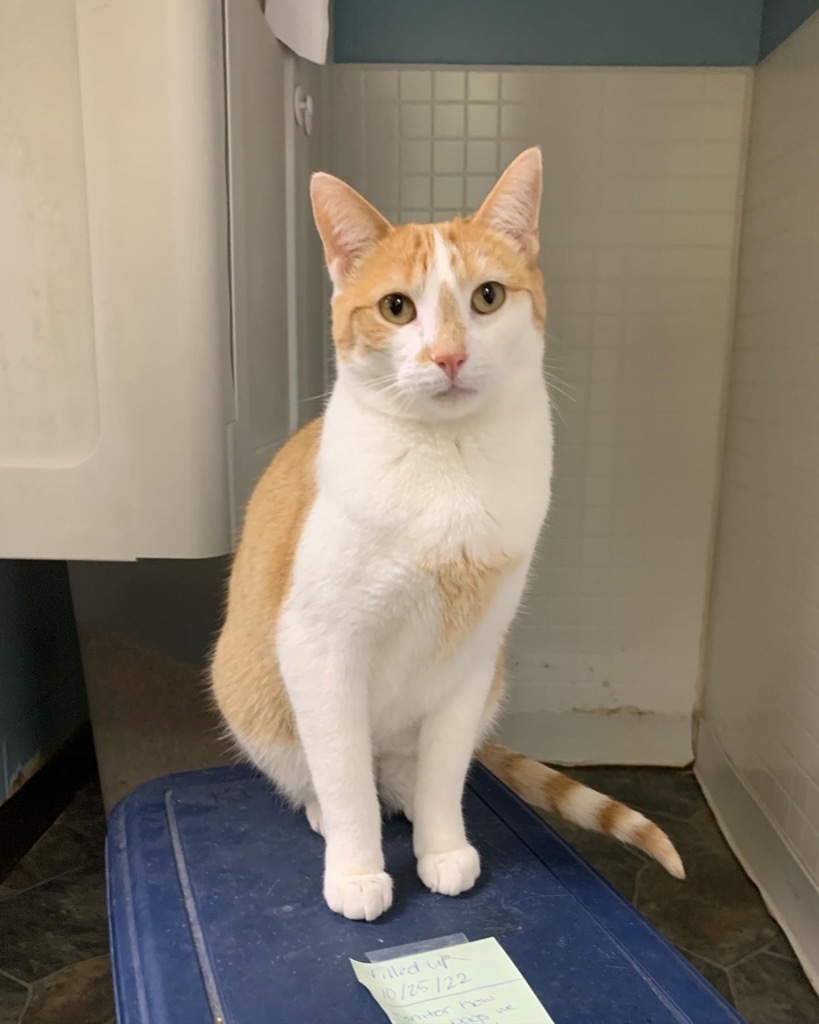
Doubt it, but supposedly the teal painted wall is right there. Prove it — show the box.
[334,0,765,66]
[760,0,819,56]
[0,561,88,803]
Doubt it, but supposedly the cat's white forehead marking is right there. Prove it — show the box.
[432,229,456,288]
[413,230,450,342]
[432,229,467,330]
[412,230,466,347]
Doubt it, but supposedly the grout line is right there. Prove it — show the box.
[678,944,740,1009]
[759,938,798,963]
[631,861,648,903]
[15,985,32,1024]
[0,966,29,989]
[0,858,100,902]
[722,944,771,973]
[675,944,726,971]
[764,949,799,963]
[21,954,111,990]
[0,964,31,1024]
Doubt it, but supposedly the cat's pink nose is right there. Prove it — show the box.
[434,351,467,381]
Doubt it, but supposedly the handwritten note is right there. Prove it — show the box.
[351,937,555,1024]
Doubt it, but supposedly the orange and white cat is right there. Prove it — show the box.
[211,148,683,922]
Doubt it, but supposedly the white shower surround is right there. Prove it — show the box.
[697,11,819,989]
[328,63,751,765]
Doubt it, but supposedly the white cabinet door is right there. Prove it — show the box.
[0,0,233,558]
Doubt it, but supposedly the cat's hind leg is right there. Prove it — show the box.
[235,736,322,840]
[238,736,316,807]
[211,635,316,809]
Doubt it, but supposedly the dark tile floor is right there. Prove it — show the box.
[548,767,819,1024]
[0,767,816,1023]
[0,781,114,1023]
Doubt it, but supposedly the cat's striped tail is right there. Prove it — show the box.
[477,740,685,880]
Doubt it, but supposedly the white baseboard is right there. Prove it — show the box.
[497,709,693,766]
[696,722,819,994]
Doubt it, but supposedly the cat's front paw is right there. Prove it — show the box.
[417,844,480,897]
[323,870,393,921]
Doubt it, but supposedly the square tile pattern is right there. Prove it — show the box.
[0,769,816,1023]
[703,12,819,891]
[329,66,750,748]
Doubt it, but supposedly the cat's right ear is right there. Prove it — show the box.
[310,173,391,288]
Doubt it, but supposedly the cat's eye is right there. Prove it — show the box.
[471,281,506,314]
[379,293,416,325]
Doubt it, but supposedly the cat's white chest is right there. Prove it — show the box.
[281,384,553,740]
[320,392,553,566]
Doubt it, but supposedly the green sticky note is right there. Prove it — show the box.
[351,937,556,1024]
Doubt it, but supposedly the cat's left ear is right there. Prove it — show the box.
[474,147,542,260]
[310,172,391,288]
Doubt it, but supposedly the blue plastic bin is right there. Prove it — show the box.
[106,763,746,1023]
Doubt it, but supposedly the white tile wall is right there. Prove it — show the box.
[329,65,750,763]
[700,9,819,952]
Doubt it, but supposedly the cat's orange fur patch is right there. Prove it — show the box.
[331,217,545,360]
[438,219,547,328]
[427,550,520,658]
[211,419,323,750]
[332,226,436,358]
[598,799,630,835]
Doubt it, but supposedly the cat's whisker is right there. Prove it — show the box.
[544,329,572,348]
[549,399,569,430]
[365,379,403,397]
[542,354,572,372]
[545,380,576,405]
[368,379,407,400]
[299,390,334,405]
[543,369,574,388]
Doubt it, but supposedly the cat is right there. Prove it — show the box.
[211,147,684,922]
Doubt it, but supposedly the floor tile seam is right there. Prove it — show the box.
[631,860,650,901]
[764,949,798,963]
[723,942,784,973]
[24,953,111,990]
[675,945,729,972]
[14,985,33,1024]
[0,967,30,991]
[0,859,102,901]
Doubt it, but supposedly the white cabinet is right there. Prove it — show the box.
[0,0,324,559]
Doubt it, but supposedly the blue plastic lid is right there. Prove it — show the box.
[107,764,746,1023]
